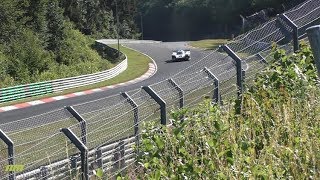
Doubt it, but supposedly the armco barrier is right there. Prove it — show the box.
[0,1,319,179]
[15,136,136,179]
[0,42,127,103]
[0,82,53,103]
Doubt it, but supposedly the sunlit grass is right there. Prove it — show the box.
[189,39,229,50]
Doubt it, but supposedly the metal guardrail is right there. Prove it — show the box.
[15,136,136,179]
[50,59,127,92]
[0,0,319,179]
[0,42,127,103]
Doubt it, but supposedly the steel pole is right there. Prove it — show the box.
[307,25,320,77]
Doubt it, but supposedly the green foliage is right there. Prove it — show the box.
[129,44,320,179]
[46,0,65,53]
[0,0,26,43]
[24,0,49,39]
[0,24,113,88]
[250,42,318,99]
[0,0,138,88]
[60,0,139,38]
[96,168,104,178]
[6,29,53,83]
[138,0,304,40]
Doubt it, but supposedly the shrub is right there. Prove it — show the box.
[124,44,320,179]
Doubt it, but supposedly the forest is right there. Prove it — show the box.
[0,0,139,87]
[0,0,305,87]
[138,0,305,40]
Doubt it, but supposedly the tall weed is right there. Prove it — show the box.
[119,43,320,179]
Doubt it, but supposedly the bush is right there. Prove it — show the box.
[0,23,116,88]
[124,44,320,179]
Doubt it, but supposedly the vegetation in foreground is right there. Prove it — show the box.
[118,44,320,179]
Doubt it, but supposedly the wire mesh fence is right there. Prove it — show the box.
[0,0,319,179]
[0,141,9,178]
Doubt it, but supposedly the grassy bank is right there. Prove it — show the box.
[0,45,151,107]
[189,39,229,50]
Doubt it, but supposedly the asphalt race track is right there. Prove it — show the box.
[0,41,213,123]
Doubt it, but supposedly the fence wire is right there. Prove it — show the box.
[0,0,318,179]
[0,108,73,133]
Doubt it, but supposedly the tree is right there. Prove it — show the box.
[7,29,53,82]
[0,0,25,43]
[24,0,49,38]
[46,0,65,53]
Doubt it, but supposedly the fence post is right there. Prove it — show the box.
[307,25,320,77]
[40,166,48,179]
[96,148,103,169]
[65,106,87,145]
[61,128,89,180]
[142,86,167,125]
[121,92,139,152]
[168,79,184,108]
[242,69,246,91]
[279,14,299,52]
[221,45,244,98]
[70,156,78,178]
[0,129,15,180]
[113,141,125,172]
[203,67,220,104]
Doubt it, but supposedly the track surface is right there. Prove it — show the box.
[0,41,211,123]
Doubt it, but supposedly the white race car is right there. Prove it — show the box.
[172,50,191,61]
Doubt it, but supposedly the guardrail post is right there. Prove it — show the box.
[242,69,246,91]
[279,14,299,52]
[113,141,125,171]
[61,128,89,180]
[40,166,48,179]
[0,129,15,180]
[66,106,87,145]
[121,92,139,152]
[70,156,78,178]
[142,86,167,125]
[221,45,244,98]
[203,67,220,104]
[96,148,103,169]
[168,79,184,108]
[307,25,320,77]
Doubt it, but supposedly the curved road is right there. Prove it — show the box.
[0,41,211,123]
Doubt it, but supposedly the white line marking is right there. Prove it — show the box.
[1,106,18,111]
[73,92,86,96]
[52,96,67,100]
[92,88,103,92]
[28,100,45,106]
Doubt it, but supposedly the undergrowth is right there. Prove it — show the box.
[115,43,320,179]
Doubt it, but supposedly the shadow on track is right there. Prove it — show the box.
[165,59,190,63]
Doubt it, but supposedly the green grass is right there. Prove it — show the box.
[0,45,151,107]
[189,39,229,50]
[0,44,152,174]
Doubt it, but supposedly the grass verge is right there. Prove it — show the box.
[0,45,151,107]
[188,39,229,50]
[0,44,152,173]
